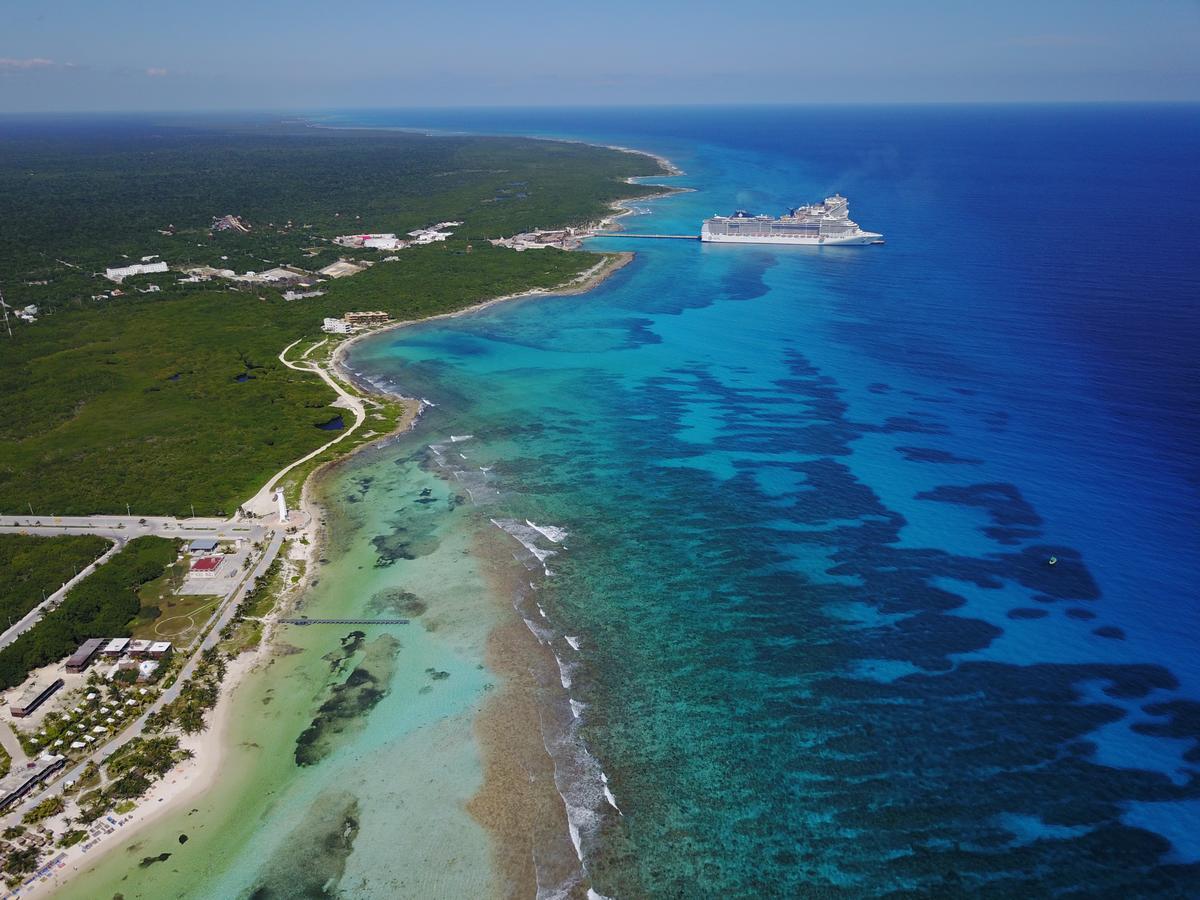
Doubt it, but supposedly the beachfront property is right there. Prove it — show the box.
[0,754,68,811]
[189,556,223,578]
[344,310,390,327]
[322,311,390,334]
[103,260,169,283]
[318,259,368,279]
[10,679,65,718]
[100,638,130,658]
[491,228,582,251]
[126,640,172,660]
[65,638,106,674]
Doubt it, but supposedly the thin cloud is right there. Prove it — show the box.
[0,57,57,70]
[145,67,169,77]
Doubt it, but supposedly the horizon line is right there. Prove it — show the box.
[1,99,1199,118]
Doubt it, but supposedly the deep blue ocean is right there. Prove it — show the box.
[336,106,1200,896]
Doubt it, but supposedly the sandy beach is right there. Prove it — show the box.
[10,650,254,899]
[30,141,681,898]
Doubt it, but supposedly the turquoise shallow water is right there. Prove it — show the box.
[339,106,1200,897]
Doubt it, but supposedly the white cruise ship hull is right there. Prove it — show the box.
[701,230,883,246]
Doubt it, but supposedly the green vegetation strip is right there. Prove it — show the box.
[0,534,112,625]
[0,536,176,690]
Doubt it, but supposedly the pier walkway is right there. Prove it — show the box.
[596,233,699,240]
[279,617,409,626]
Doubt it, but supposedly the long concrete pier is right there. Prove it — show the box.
[597,233,699,240]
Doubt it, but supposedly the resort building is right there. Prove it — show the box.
[100,638,130,657]
[127,640,172,659]
[322,317,352,334]
[104,261,169,283]
[10,679,65,718]
[344,311,390,327]
[65,638,106,673]
[0,755,67,811]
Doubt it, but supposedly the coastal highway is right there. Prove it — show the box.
[0,529,285,826]
[0,515,264,543]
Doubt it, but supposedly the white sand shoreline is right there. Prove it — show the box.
[29,133,682,898]
[10,651,254,899]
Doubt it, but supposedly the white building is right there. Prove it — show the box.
[104,261,168,283]
[322,317,352,334]
[334,233,405,250]
[363,236,403,250]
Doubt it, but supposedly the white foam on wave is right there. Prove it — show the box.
[587,891,615,900]
[600,772,621,814]
[537,602,548,619]
[565,635,582,651]
[449,434,473,442]
[491,517,561,570]
[527,520,569,543]
[555,653,574,690]
[570,699,586,719]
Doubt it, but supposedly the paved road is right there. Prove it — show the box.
[242,339,368,517]
[0,537,127,653]
[0,530,285,825]
[0,721,28,768]
[0,515,263,542]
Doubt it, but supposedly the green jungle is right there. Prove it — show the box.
[0,118,665,516]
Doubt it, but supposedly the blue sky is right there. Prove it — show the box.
[1,1,1198,112]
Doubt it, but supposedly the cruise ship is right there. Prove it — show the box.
[701,194,883,245]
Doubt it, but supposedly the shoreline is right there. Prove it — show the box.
[37,134,682,899]
[13,650,255,899]
[329,249,636,405]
